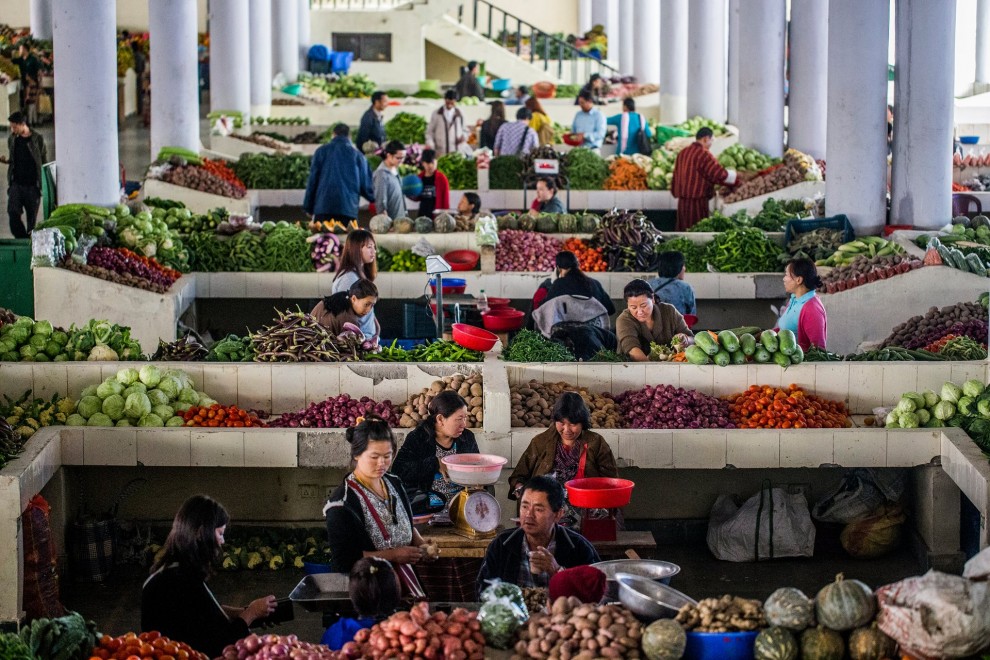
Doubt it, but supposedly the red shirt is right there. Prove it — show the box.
[671,142,731,200]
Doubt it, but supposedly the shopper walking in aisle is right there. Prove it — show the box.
[525,97,555,146]
[478,101,507,151]
[11,43,42,124]
[607,98,653,155]
[356,91,389,154]
[671,127,739,231]
[3,111,46,238]
[303,123,374,223]
[373,140,408,219]
[454,60,486,101]
[493,107,539,157]
[426,90,467,156]
[416,149,450,218]
[572,92,606,152]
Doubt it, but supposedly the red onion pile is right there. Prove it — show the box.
[495,229,562,272]
[616,384,735,429]
[86,247,181,289]
[268,394,400,428]
[220,633,334,660]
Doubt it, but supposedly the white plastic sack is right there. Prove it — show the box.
[812,468,906,524]
[963,545,990,581]
[707,487,815,562]
[876,570,990,659]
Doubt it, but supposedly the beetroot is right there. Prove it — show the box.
[616,384,735,430]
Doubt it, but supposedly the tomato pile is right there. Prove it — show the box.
[182,404,265,428]
[91,631,208,660]
[561,237,607,272]
[201,159,247,195]
[727,384,851,429]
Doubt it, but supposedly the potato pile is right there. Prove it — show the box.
[510,380,623,429]
[512,596,643,660]
[397,373,484,428]
[723,165,804,203]
[675,595,767,633]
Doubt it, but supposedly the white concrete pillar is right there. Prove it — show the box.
[736,0,785,157]
[788,0,829,159]
[825,0,889,234]
[891,0,956,229]
[978,0,990,84]
[30,0,53,40]
[604,0,620,68]
[249,0,273,111]
[618,0,635,76]
[298,0,311,72]
[150,0,200,156]
[210,0,251,120]
[726,0,740,124]
[660,0,688,123]
[273,0,299,82]
[687,0,727,121]
[52,0,118,205]
[591,0,608,29]
[579,0,594,34]
[632,0,660,83]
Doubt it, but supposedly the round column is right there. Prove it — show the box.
[618,0,634,76]
[736,0,785,157]
[30,0,53,40]
[150,0,200,156]
[825,0,890,234]
[210,0,251,121]
[788,0,829,158]
[978,0,990,84]
[687,0,727,121]
[591,0,608,29]
[298,0,311,73]
[273,0,299,81]
[726,0,740,124]
[603,0,620,67]
[660,0,688,123]
[579,0,593,34]
[52,0,118,205]
[249,0,273,112]
[632,0,659,83]
[891,0,956,229]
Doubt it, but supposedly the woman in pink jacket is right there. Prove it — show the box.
[775,258,827,350]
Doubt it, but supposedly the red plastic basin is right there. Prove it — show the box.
[565,477,635,508]
[452,323,498,352]
[482,308,525,332]
[487,297,511,308]
[444,250,480,271]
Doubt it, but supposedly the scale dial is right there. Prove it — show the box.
[462,490,500,533]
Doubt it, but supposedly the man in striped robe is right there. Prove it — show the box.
[671,127,740,230]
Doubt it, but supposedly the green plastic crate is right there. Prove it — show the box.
[0,239,34,317]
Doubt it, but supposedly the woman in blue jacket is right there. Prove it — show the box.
[607,98,653,155]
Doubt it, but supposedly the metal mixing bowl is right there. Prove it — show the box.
[615,572,697,621]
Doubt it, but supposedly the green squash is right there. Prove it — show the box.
[764,587,814,631]
[815,574,876,632]
[369,213,392,234]
[754,626,798,660]
[799,626,844,660]
[557,213,578,234]
[641,619,685,660]
[393,216,414,234]
[535,213,558,233]
[578,213,600,233]
[414,216,433,233]
[497,213,519,231]
[518,213,536,232]
[433,212,456,233]
[847,623,897,660]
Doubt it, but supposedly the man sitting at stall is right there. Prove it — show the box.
[476,476,600,597]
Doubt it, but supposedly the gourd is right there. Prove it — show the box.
[799,626,844,660]
[579,213,600,233]
[754,626,798,660]
[369,213,392,234]
[518,213,536,231]
[414,216,434,233]
[393,216,414,234]
[497,213,519,231]
[433,211,456,233]
[535,214,558,233]
[556,213,578,234]
[847,623,897,660]
[815,574,876,631]
[641,619,686,660]
[764,587,814,631]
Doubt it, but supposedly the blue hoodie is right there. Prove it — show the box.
[304,136,375,218]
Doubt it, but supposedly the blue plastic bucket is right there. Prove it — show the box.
[684,631,758,660]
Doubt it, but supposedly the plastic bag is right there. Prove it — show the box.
[477,601,521,649]
[474,215,499,247]
[71,233,97,265]
[840,504,906,558]
[963,545,990,580]
[707,485,815,562]
[812,468,906,524]
[31,228,65,268]
[411,237,437,258]
[876,570,990,659]
[479,579,527,622]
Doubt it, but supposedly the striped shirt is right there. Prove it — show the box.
[671,142,736,200]
[493,121,539,156]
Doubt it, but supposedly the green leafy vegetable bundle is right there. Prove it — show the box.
[501,329,576,362]
[562,148,608,190]
[384,112,427,145]
[436,152,478,189]
[230,153,312,189]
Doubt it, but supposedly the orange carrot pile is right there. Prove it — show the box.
[604,158,648,190]
[182,404,265,428]
[562,237,608,271]
[726,384,851,429]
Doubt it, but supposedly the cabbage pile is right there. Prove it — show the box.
[66,365,218,428]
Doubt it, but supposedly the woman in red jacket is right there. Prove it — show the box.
[417,149,450,217]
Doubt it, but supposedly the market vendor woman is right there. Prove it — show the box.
[775,258,827,350]
[615,278,693,362]
[310,279,380,343]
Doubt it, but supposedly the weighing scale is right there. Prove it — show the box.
[447,484,501,540]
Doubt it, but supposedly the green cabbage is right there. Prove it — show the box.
[963,379,986,399]
[152,404,174,420]
[934,400,956,421]
[157,375,181,399]
[138,413,164,427]
[51,330,69,346]
[173,401,193,413]
[32,320,53,336]
[896,397,917,414]
[905,392,926,410]
[77,395,103,419]
[65,414,87,426]
[139,365,162,388]
[123,383,147,399]
[147,389,170,407]
[80,385,98,399]
[116,419,132,427]
[922,390,939,408]
[124,392,152,420]
[959,396,976,416]
[87,412,113,426]
[978,399,990,419]
[898,412,920,429]
[178,388,199,405]
[29,334,46,350]
[102,394,126,421]
[44,341,61,358]
[165,416,185,427]
[116,367,140,385]
[197,394,218,408]
[916,409,931,425]
[924,417,945,428]
[941,382,963,404]
[96,379,124,400]
[885,410,900,428]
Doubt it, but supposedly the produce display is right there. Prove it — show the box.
[677,116,728,137]
[495,229,562,271]
[502,330,576,363]
[690,198,805,233]
[304,73,377,99]
[727,384,851,429]
[887,379,990,451]
[230,153,312,190]
[252,115,311,126]
[655,237,706,272]
[843,347,945,362]
[880,295,988,349]
[718,144,778,172]
[94,631,207,660]
[924,235,990,277]
[397,374,484,428]
[562,147,609,190]
[269,394,400,428]
[818,254,921,294]
[180,404,265,428]
[73,247,181,293]
[384,112,428,145]
[338,602,484,660]
[367,340,483,363]
[1,391,73,439]
[436,152,478,190]
[594,210,664,272]
[645,149,676,190]
[816,236,904,267]
[723,149,821,204]
[783,227,846,263]
[0,418,24,470]
[511,597,643,660]
[151,334,209,361]
[206,334,256,362]
[150,159,247,199]
[250,310,370,362]
[231,132,292,153]
[488,155,525,189]
[616,384,734,429]
[604,155,649,190]
[386,248,427,271]
[0,315,143,362]
[705,227,784,273]
[561,237,607,271]
[19,611,101,660]
[309,232,342,272]
[676,595,766,632]
[510,380,622,428]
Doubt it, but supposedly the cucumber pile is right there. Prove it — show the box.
[685,329,804,368]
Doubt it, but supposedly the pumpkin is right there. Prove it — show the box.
[754,626,798,660]
[799,626,844,660]
[393,216,414,234]
[433,212,456,233]
[369,213,392,234]
[815,574,876,632]
[497,213,519,231]
[518,213,536,231]
[579,213,600,233]
[764,587,814,631]
[535,214,558,233]
[641,619,686,660]
[557,213,578,234]
[414,216,434,233]
[848,623,897,660]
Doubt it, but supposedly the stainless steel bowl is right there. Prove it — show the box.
[593,559,681,584]
[615,572,697,621]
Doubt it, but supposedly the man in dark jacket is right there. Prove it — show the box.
[476,476,599,597]
[303,123,374,222]
[355,91,388,154]
[4,111,46,238]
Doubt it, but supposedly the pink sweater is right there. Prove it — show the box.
[781,294,827,350]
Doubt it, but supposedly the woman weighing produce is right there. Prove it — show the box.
[310,279,380,343]
[391,391,482,601]
[324,416,436,598]
[615,278,693,362]
[775,258,827,350]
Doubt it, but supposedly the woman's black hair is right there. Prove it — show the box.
[462,192,482,215]
[346,414,397,460]
[787,258,823,290]
[555,250,591,286]
[657,251,685,278]
[416,390,469,441]
[151,494,230,579]
[537,176,558,193]
[623,278,654,300]
[552,391,592,431]
[623,97,635,112]
[325,279,379,316]
[349,557,401,619]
